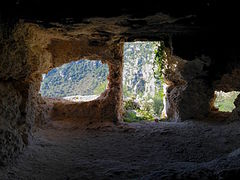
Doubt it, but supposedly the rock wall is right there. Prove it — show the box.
[215,69,240,92]
[164,53,213,121]
[0,83,24,165]
[0,22,124,164]
[0,24,29,165]
[0,1,218,165]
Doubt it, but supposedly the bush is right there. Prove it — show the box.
[123,110,143,123]
[123,97,155,122]
[214,91,240,112]
[153,95,164,116]
[124,97,140,110]
[141,99,153,112]
[136,109,155,121]
[123,94,164,122]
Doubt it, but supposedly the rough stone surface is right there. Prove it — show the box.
[164,55,213,121]
[229,94,240,121]
[0,82,24,165]
[215,69,240,92]
[1,120,240,179]
[1,22,124,164]
[0,32,29,80]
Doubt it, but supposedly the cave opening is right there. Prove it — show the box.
[122,41,166,122]
[214,91,240,112]
[39,59,109,102]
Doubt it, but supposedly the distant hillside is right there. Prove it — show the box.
[40,60,108,97]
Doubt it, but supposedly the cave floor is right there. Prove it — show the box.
[2,119,240,179]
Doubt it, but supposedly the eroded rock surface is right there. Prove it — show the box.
[0,83,24,165]
[1,120,240,179]
[165,55,213,121]
[1,22,124,164]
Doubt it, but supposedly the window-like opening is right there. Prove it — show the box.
[214,91,240,112]
[39,60,109,102]
[123,41,166,122]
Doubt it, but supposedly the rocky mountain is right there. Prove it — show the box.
[123,42,160,100]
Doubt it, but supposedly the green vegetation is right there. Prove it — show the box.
[123,97,155,123]
[124,97,140,110]
[137,109,154,121]
[94,80,108,95]
[40,60,108,98]
[153,93,164,116]
[152,41,166,117]
[214,91,240,112]
[153,41,167,81]
[122,41,166,122]
[123,111,142,123]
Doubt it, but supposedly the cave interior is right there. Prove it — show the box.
[2,0,240,179]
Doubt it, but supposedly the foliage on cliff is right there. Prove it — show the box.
[40,60,108,97]
[123,42,165,122]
